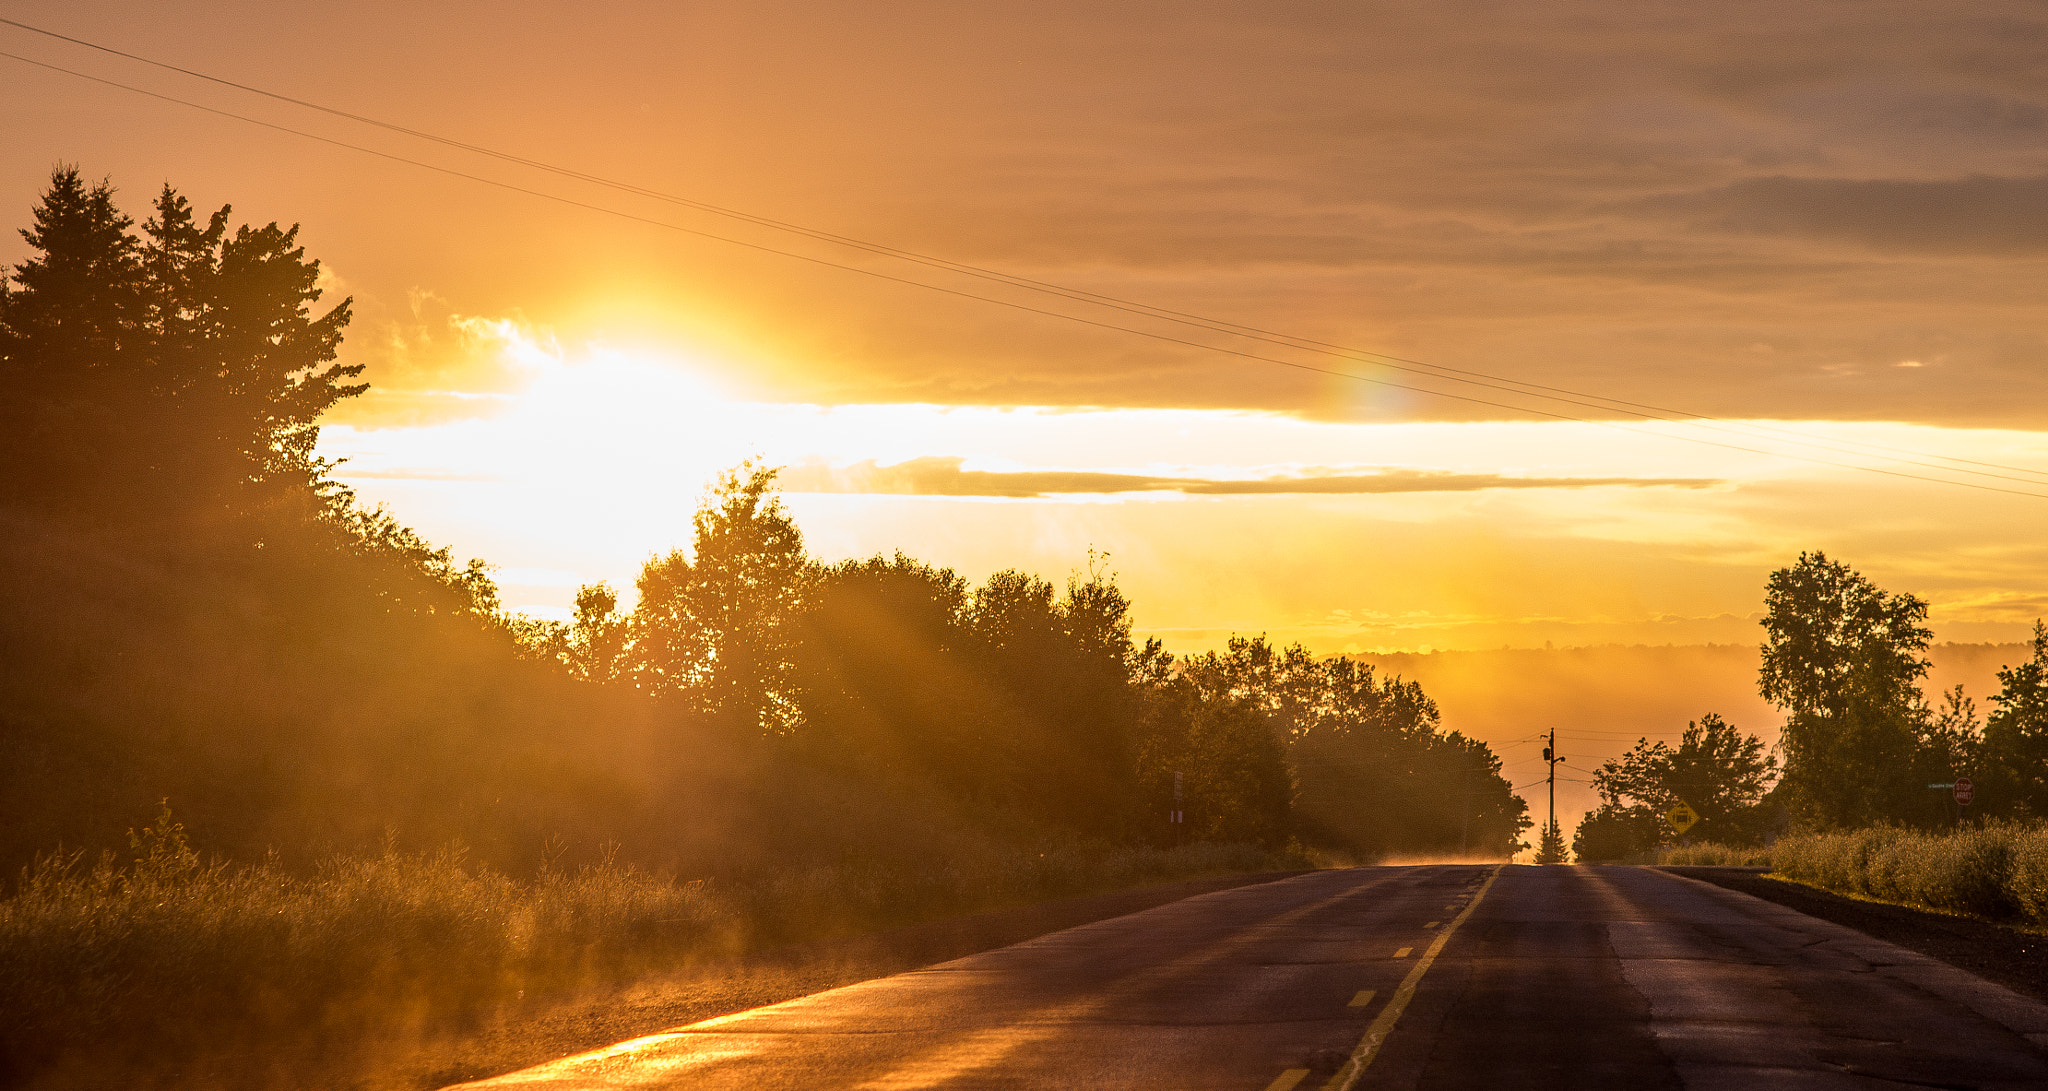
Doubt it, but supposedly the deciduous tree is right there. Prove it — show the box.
[1572,714,1776,860]
[1758,552,1931,827]
[1983,622,2048,819]
[635,462,816,733]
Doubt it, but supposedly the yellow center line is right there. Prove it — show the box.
[1347,989,1377,1009]
[1264,1068,1311,1091]
[1321,864,1504,1091]
[1393,947,1412,958]
[1424,921,1440,929]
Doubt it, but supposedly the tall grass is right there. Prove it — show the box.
[1658,842,1771,866]
[0,837,1291,1089]
[1770,824,2048,924]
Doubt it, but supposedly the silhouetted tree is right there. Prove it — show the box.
[959,563,1140,834]
[1982,622,2048,819]
[1132,667,1293,847]
[1534,819,1567,864]
[635,462,815,733]
[1173,635,1525,859]
[1759,552,1931,827]
[791,552,981,787]
[0,169,360,527]
[1572,714,1776,860]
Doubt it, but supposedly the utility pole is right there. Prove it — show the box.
[1542,728,1563,858]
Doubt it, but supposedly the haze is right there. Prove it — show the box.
[8,1,2048,839]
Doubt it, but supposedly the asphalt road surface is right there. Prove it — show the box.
[452,865,2048,1089]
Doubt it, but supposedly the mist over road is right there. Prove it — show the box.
[452,865,2048,1089]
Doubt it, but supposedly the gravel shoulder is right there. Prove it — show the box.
[405,869,1314,1090]
[1663,866,2048,1006]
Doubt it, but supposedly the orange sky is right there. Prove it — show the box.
[8,3,2048,836]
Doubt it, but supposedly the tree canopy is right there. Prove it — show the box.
[1758,552,1932,828]
[1,168,361,528]
[1983,622,2048,819]
[1572,714,1776,861]
[0,168,1527,878]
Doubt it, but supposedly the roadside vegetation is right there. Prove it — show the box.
[0,171,1527,1085]
[1768,825,2048,924]
[1575,550,2048,868]
[0,816,1279,1087]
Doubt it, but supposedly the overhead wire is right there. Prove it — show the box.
[6,23,2048,498]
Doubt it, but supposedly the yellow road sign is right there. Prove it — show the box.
[1666,801,1700,835]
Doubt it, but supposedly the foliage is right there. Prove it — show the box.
[127,798,200,887]
[1769,824,2048,922]
[1660,841,1770,866]
[635,461,816,734]
[0,169,361,527]
[1571,713,1776,861]
[1982,622,2048,819]
[1534,819,1568,864]
[1167,636,1529,859]
[0,170,1531,1085]
[1758,552,1933,828]
[0,816,1297,1090]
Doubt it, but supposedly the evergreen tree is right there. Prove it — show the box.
[0,167,361,525]
[1534,818,1568,864]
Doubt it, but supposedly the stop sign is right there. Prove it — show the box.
[1954,777,1974,806]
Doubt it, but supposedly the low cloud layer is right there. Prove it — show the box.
[778,457,1719,498]
[1632,173,2048,256]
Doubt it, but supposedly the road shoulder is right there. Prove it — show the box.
[1661,865,2048,1007]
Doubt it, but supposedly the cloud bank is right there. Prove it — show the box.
[778,457,1719,498]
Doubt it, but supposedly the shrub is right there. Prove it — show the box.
[0,834,1296,1088]
[1771,824,2043,922]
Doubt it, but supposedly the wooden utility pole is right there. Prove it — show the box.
[1542,728,1563,859]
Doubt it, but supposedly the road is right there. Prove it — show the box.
[452,865,2048,1089]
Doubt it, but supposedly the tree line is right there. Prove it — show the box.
[1575,550,2048,860]
[0,168,1526,872]
[511,460,1530,854]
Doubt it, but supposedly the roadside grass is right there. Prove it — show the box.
[0,834,1290,1090]
[1767,824,2048,924]
[1657,842,1771,866]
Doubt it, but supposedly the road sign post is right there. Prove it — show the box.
[1666,801,1699,845]
[1954,777,1973,827]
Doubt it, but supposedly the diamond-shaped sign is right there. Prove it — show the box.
[1666,801,1700,835]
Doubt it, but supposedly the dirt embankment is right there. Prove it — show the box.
[1665,866,2048,1006]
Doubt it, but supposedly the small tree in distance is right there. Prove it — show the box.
[1534,819,1568,864]
[1572,713,1776,861]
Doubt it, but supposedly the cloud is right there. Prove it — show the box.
[777,457,1718,498]
[330,466,503,482]
[1629,173,2048,255]
[325,299,556,428]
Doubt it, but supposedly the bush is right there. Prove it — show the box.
[0,835,1295,1088]
[1771,824,2047,922]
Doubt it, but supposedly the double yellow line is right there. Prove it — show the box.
[1267,864,1505,1091]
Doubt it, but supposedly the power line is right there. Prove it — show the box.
[12,15,2044,492]
[8,32,2048,499]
